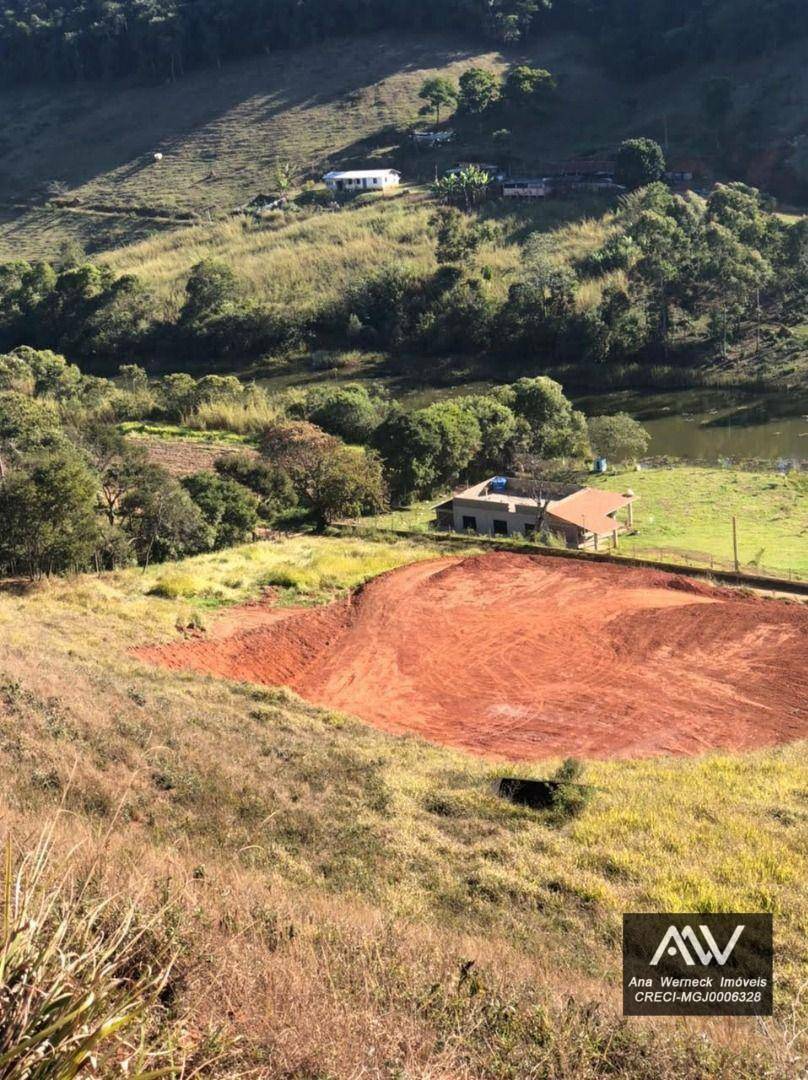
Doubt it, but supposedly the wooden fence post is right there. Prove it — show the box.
[732,516,739,573]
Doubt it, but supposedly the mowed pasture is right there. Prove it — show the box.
[354,466,808,581]
[592,467,808,579]
[0,532,806,1074]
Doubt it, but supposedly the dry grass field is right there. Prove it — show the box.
[1,533,806,1075]
[98,191,616,320]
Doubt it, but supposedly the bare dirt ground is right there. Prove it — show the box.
[136,553,808,759]
[133,437,258,477]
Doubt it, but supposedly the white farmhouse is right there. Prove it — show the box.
[323,169,400,193]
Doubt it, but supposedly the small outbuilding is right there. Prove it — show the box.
[502,177,552,198]
[323,169,400,192]
[412,130,454,147]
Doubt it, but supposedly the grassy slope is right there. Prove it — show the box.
[100,189,616,315]
[0,34,512,259]
[2,30,806,261]
[1,532,806,1073]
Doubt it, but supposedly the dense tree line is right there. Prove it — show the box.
[0,181,804,378]
[0,256,295,374]
[334,182,807,368]
[0,0,803,87]
[0,347,290,575]
[0,346,394,575]
[2,340,646,575]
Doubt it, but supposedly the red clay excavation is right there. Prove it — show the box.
[136,553,808,759]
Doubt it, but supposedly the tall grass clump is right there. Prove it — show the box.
[549,757,593,823]
[183,393,283,436]
[0,834,175,1079]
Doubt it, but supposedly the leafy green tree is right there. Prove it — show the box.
[193,373,245,405]
[0,392,63,468]
[115,363,155,417]
[431,208,484,265]
[458,68,499,114]
[9,346,82,400]
[459,396,519,471]
[615,138,666,190]
[182,471,260,548]
[421,401,482,486]
[372,410,444,502]
[259,419,339,477]
[272,161,296,193]
[214,453,297,520]
[629,207,686,346]
[117,363,150,395]
[497,253,578,361]
[305,384,383,443]
[295,444,387,527]
[489,2,540,44]
[587,413,650,463]
[0,448,100,577]
[158,372,198,421]
[0,353,35,395]
[180,259,242,323]
[418,76,458,125]
[119,464,210,567]
[503,66,556,109]
[700,221,772,355]
[78,274,155,364]
[705,182,777,253]
[345,265,421,347]
[415,275,494,354]
[494,377,589,459]
[595,284,649,362]
[783,216,808,290]
[432,165,491,211]
[76,421,150,526]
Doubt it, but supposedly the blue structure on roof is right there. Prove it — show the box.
[490,476,508,493]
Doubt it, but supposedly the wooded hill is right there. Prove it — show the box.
[1,0,805,86]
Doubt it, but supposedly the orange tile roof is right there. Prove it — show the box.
[545,487,632,536]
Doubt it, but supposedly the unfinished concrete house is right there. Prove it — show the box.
[434,475,635,550]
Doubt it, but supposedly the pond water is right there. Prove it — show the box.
[574,388,808,463]
[260,364,808,463]
[400,383,808,462]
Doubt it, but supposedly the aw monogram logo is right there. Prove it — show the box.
[649,922,745,967]
[623,913,772,1017]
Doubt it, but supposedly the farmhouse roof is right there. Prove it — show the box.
[322,169,400,179]
[545,487,632,536]
[503,177,552,184]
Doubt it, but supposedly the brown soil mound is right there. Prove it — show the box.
[136,553,808,760]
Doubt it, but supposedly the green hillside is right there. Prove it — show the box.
[1,30,806,261]
[0,34,509,258]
